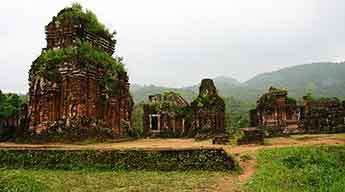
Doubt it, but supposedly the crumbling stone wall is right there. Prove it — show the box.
[27,5,133,140]
[191,79,225,137]
[300,98,345,133]
[237,128,264,145]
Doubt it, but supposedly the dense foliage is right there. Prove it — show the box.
[0,90,25,119]
[55,3,114,40]
[0,149,235,171]
[247,146,345,192]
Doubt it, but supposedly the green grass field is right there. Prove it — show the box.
[0,169,232,192]
[246,146,345,192]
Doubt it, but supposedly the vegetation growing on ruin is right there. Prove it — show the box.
[191,94,225,112]
[268,86,288,93]
[30,41,125,94]
[54,3,115,40]
[247,146,345,192]
[257,87,296,109]
[147,92,192,117]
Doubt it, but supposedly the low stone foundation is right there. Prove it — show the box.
[0,148,236,171]
[237,128,264,145]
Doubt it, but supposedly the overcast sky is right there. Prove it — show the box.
[1,0,345,93]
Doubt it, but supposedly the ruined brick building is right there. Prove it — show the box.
[142,79,226,138]
[191,79,226,136]
[143,92,190,136]
[299,96,345,133]
[250,87,299,135]
[27,4,133,138]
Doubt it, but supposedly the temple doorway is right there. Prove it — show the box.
[151,114,159,131]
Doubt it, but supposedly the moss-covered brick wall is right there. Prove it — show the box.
[0,148,236,171]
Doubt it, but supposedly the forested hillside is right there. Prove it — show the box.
[132,62,345,103]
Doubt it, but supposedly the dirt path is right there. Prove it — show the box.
[238,158,257,183]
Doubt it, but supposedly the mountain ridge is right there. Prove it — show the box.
[131,62,345,103]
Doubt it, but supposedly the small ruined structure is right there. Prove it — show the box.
[299,96,345,133]
[237,128,264,145]
[191,79,226,137]
[212,133,230,144]
[143,92,190,137]
[250,87,299,135]
[27,4,133,139]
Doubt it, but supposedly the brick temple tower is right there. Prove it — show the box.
[190,79,226,135]
[28,4,133,138]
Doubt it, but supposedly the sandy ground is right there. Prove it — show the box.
[0,138,219,151]
[0,133,344,152]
